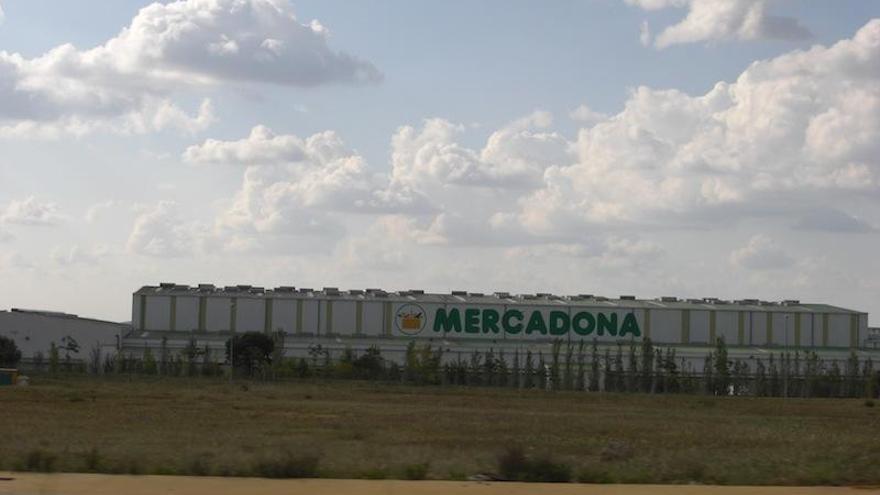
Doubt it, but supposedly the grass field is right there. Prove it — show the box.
[2,375,880,485]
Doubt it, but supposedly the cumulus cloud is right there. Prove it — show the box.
[127,201,199,257]
[51,244,112,266]
[1,197,62,225]
[514,19,880,235]
[730,235,794,270]
[627,0,812,48]
[0,0,379,137]
[184,125,308,165]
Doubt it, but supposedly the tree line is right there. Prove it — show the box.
[6,332,879,399]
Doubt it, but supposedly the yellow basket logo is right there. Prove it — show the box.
[395,304,426,335]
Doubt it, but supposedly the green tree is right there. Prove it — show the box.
[49,342,60,374]
[640,337,654,393]
[0,335,22,368]
[626,341,638,393]
[589,339,600,392]
[226,332,275,377]
[143,347,158,375]
[713,337,730,396]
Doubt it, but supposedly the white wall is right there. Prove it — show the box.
[0,311,123,363]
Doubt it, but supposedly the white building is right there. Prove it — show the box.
[0,309,125,366]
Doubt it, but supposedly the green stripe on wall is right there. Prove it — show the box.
[709,311,716,344]
[681,309,690,344]
[326,300,333,335]
[264,298,273,333]
[170,296,177,332]
[198,297,206,332]
[822,313,829,347]
[139,295,147,330]
[850,314,858,348]
[737,312,744,346]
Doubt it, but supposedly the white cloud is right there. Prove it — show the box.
[569,104,608,125]
[730,235,794,270]
[51,244,112,266]
[1,197,62,225]
[0,0,379,137]
[127,201,199,257]
[84,200,119,223]
[639,20,652,46]
[184,125,307,165]
[627,0,812,49]
[0,3,5,25]
[514,19,880,234]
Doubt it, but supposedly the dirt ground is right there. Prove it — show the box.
[2,473,880,495]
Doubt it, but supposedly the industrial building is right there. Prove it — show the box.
[0,309,125,366]
[122,283,878,368]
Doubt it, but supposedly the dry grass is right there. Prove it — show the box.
[2,375,880,485]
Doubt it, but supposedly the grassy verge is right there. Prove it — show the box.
[1,374,879,485]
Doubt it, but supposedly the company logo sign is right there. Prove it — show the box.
[395,303,427,335]
[431,307,641,337]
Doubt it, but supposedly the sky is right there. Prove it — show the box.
[0,0,879,324]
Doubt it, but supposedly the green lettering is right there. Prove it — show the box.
[597,313,618,336]
[503,310,523,334]
[619,313,641,337]
[433,308,462,333]
[549,311,570,336]
[572,311,595,336]
[465,308,480,333]
[526,311,547,335]
[482,309,500,334]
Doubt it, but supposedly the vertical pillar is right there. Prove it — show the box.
[325,300,334,335]
[709,311,717,345]
[229,297,237,333]
[737,312,745,346]
[681,309,690,344]
[296,299,303,335]
[139,295,147,331]
[264,298,273,334]
[766,313,773,346]
[198,297,206,332]
[822,313,829,347]
[355,301,363,335]
[384,301,392,336]
[850,314,858,349]
[794,313,802,347]
[644,309,651,340]
[169,296,177,332]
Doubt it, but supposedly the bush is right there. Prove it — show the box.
[83,447,103,472]
[498,446,571,483]
[0,335,22,368]
[865,399,875,408]
[253,451,320,478]
[402,462,429,480]
[20,449,57,472]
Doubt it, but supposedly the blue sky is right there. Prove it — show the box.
[1,0,879,322]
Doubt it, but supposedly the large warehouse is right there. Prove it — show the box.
[123,283,876,367]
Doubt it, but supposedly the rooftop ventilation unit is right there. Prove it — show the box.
[159,282,176,289]
[451,290,468,296]
[660,296,678,302]
[348,289,364,295]
[274,286,296,292]
[237,285,252,290]
[299,288,314,293]
[579,294,594,299]
[536,292,552,297]
[494,292,511,298]
[619,295,636,300]
[782,300,801,306]
[594,296,609,301]
[408,289,425,295]
[323,287,340,296]
[198,284,215,291]
[469,292,484,297]
[224,286,239,292]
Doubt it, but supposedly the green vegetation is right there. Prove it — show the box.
[2,374,880,485]
[0,335,21,368]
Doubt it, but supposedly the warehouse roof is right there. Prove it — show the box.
[134,284,865,315]
[1,308,126,326]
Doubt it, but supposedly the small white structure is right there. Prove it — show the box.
[0,309,125,367]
